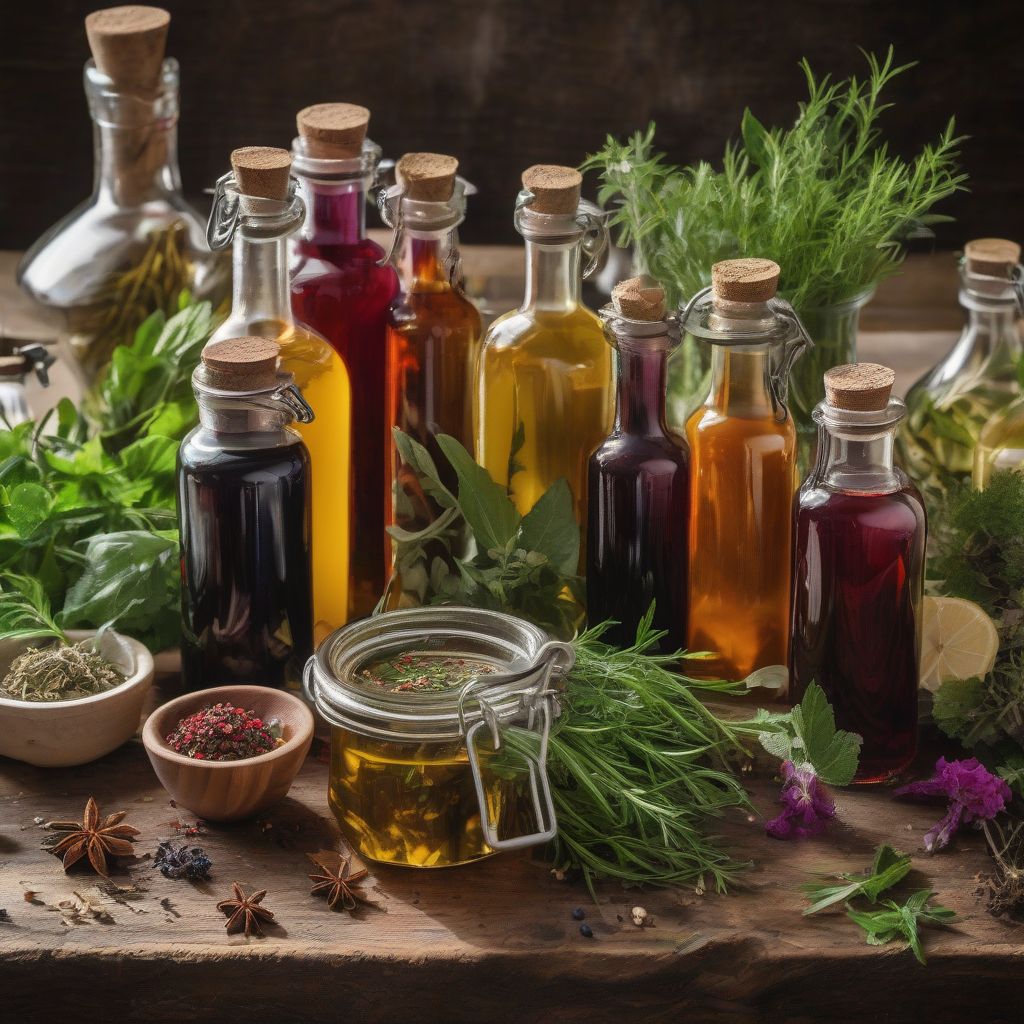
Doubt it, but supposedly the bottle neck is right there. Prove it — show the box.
[230,223,295,324]
[962,297,1022,360]
[93,118,182,207]
[615,339,670,436]
[522,240,582,311]
[395,229,460,291]
[812,402,905,494]
[708,345,775,417]
[296,176,367,246]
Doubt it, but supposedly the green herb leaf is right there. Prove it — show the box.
[845,890,956,965]
[801,844,912,915]
[4,482,52,538]
[0,572,65,643]
[518,478,579,574]
[392,429,457,510]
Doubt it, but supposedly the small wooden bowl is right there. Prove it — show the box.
[142,685,314,822]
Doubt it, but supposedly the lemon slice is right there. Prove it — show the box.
[919,596,999,692]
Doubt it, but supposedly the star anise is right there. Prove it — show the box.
[217,882,275,937]
[43,797,140,877]
[307,850,376,913]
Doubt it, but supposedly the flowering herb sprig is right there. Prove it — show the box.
[895,757,1011,853]
[166,703,284,762]
[755,683,862,839]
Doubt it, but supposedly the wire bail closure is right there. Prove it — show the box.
[206,171,304,252]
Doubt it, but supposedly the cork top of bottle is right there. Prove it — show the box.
[396,153,458,202]
[965,238,1021,277]
[85,5,170,95]
[824,362,895,412]
[297,103,370,159]
[522,165,582,215]
[611,277,666,321]
[711,258,781,302]
[231,147,292,201]
[202,337,280,391]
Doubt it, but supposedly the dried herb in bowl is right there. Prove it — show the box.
[1,639,126,702]
[166,703,284,761]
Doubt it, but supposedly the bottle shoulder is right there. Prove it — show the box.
[481,305,608,357]
[591,433,689,474]
[179,428,310,474]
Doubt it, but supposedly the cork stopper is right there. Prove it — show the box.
[85,6,170,95]
[711,259,781,302]
[965,238,1021,278]
[522,165,582,215]
[612,277,666,321]
[824,362,895,412]
[231,147,292,201]
[297,103,370,159]
[201,337,280,392]
[395,153,458,202]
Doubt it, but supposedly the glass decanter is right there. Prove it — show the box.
[475,165,612,560]
[18,10,224,382]
[682,258,811,685]
[792,364,925,780]
[207,147,351,638]
[587,278,689,652]
[290,104,399,617]
[899,238,1023,507]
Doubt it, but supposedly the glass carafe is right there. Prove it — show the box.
[178,345,314,692]
[682,261,811,684]
[207,162,351,638]
[899,241,1023,508]
[18,58,225,383]
[290,120,398,617]
[791,366,925,781]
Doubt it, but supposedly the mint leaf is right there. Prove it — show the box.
[801,844,912,915]
[791,682,862,786]
[4,482,52,538]
[932,676,988,743]
[846,890,955,965]
[518,478,579,573]
[436,434,520,554]
[392,429,456,510]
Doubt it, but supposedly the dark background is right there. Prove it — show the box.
[1,0,1021,249]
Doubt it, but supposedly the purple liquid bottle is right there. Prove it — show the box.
[289,104,399,618]
[587,278,689,651]
[791,363,926,782]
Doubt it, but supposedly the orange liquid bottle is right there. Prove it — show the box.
[683,259,811,686]
[207,147,351,640]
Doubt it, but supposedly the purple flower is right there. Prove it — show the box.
[765,760,836,839]
[895,757,1011,853]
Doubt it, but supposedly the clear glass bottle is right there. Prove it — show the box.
[975,396,1024,487]
[587,279,689,651]
[379,154,482,605]
[0,345,55,427]
[475,166,613,559]
[290,105,399,617]
[178,338,314,692]
[899,238,1023,507]
[682,259,811,684]
[792,364,925,781]
[18,12,224,381]
[207,147,351,638]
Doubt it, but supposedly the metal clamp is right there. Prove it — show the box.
[206,172,240,252]
[16,344,57,387]
[767,297,815,418]
[1013,264,1024,314]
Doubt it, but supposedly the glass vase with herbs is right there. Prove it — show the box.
[18,6,226,383]
[585,48,965,458]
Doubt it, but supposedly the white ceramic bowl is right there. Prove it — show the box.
[0,630,154,767]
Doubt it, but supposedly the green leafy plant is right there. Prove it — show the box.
[846,890,956,965]
[801,844,912,915]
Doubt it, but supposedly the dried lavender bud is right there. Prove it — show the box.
[153,840,213,880]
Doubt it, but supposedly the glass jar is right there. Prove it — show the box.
[304,607,574,868]
[18,58,226,383]
[899,244,1023,508]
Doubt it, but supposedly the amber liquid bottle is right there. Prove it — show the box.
[475,166,612,559]
[207,147,351,639]
[684,259,811,685]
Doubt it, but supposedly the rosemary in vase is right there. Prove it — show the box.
[585,47,966,445]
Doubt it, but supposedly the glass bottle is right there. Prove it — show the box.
[899,238,1023,507]
[683,259,811,684]
[975,396,1024,487]
[792,364,926,782]
[0,345,55,427]
[207,147,351,638]
[178,338,314,692]
[379,153,482,593]
[290,104,399,617]
[587,278,689,651]
[17,8,224,382]
[475,165,613,558]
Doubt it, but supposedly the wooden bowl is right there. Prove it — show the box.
[0,630,154,768]
[142,685,314,822]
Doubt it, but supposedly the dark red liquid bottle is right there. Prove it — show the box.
[790,364,926,782]
[586,281,689,652]
[289,110,399,618]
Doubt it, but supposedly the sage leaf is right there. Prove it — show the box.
[518,477,579,573]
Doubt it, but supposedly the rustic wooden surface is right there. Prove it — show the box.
[1,674,1022,1024]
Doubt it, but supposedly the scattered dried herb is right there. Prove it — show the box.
[976,817,1024,919]
[846,890,956,965]
[153,841,212,880]
[357,652,498,693]
[307,850,376,913]
[166,703,284,761]
[217,882,275,937]
[801,845,913,915]
[0,909,9,924]
[1,637,125,702]
[43,797,140,877]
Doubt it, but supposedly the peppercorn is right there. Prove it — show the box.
[579,923,593,938]
[571,907,586,920]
